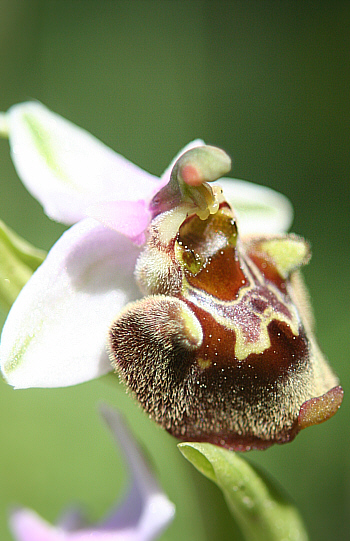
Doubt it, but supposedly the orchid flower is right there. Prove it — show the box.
[8,404,175,541]
[0,102,342,451]
[0,102,292,389]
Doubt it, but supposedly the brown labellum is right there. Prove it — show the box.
[108,146,343,451]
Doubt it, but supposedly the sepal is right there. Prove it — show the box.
[0,219,141,388]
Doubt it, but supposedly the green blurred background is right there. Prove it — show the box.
[0,1,349,540]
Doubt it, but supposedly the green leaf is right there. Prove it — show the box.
[178,442,309,541]
[0,219,46,313]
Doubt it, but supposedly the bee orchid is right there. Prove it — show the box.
[0,102,342,450]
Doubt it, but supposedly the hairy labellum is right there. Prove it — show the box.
[108,146,343,451]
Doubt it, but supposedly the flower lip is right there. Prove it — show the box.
[110,156,342,451]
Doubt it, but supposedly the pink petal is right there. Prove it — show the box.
[86,200,151,245]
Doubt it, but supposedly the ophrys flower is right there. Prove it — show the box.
[0,102,343,450]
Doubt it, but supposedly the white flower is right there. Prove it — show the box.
[9,405,175,541]
[0,102,293,389]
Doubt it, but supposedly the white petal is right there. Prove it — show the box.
[216,178,294,234]
[7,102,159,224]
[0,219,141,388]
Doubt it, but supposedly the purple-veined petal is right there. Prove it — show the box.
[0,219,141,388]
[86,200,151,245]
[9,406,175,541]
[6,102,159,224]
[215,177,294,234]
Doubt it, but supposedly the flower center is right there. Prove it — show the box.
[149,145,231,243]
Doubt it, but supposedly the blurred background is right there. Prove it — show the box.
[0,1,349,540]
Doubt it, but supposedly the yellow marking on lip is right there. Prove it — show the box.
[197,357,212,369]
[179,304,203,348]
[233,307,298,360]
[181,253,301,360]
[185,285,300,360]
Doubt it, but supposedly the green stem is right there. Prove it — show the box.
[179,442,309,541]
